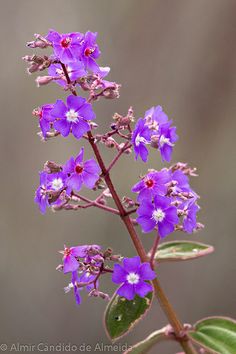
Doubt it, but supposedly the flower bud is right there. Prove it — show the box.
[36,76,54,87]
[44,161,62,173]
[26,34,52,49]
[102,84,120,99]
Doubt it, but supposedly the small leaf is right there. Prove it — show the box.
[104,291,153,341]
[123,326,170,353]
[151,241,214,262]
[188,317,236,354]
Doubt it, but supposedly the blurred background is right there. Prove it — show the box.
[0,0,235,353]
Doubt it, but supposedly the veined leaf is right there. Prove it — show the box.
[189,317,236,354]
[151,241,214,262]
[104,291,153,341]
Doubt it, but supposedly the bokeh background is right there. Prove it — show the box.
[1,0,236,353]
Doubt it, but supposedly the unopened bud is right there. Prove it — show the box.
[105,137,117,148]
[44,161,62,173]
[26,34,52,49]
[102,84,120,99]
[89,289,110,301]
[150,135,159,149]
[36,76,54,87]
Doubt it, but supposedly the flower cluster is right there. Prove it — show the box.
[35,148,100,214]
[25,29,204,307]
[58,245,156,305]
[133,164,202,237]
[57,245,129,305]
[132,106,178,163]
[59,244,105,305]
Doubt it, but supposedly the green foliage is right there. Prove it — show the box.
[189,317,236,353]
[152,241,214,262]
[104,291,153,341]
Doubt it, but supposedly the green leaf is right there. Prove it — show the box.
[104,291,153,341]
[123,327,170,354]
[188,317,236,354]
[151,241,214,262]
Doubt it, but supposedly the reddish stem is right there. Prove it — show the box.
[150,233,160,269]
[106,142,131,174]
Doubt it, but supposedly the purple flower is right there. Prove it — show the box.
[136,195,179,237]
[157,122,178,162]
[112,256,156,300]
[34,171,66,213]
[141,106,178,162]
[80,31,101,72]
[48,62,86,87]
[36,104,54,138]
[170,170,190,194]
[46,172,66,192]
[145,105,169,127]
[64,270,98,306]
[71,271,81,305]
[132,118,151,162]
[60,245,87,274]
[182,202,200,233]
[50,95,95,139]
[132,169,170,202]
[63,148,100,191]
[64,271,81,305]
[46,30,83,63]
[34,172,49,214]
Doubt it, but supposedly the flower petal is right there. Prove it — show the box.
[66,95,86,111]
[50,100,67,118]
[63,255,79,274]
[71,120,90,139]
[117,283,135,300]
[82,171,98,189]
[136,216,156,233]
[84,159,100,174]
[75,148,84,165]
[54,119,71,137]
[139,263,156,281]
[135,281,153,297]
[78,103,96,121]
[158,220,175,238]
[123,256,141,273]
[67,174,82,191]
[112,264,127,284]
[63,157,75,174]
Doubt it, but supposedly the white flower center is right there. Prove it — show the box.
[126,272,140,285]
[51,178,63,191]
[135,134,148,146]
[66,109,79,122]
[152,208,165,223]
[159,135,174,147]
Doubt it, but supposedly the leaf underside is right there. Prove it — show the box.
[153,240,214,262]
[123,327,169,354]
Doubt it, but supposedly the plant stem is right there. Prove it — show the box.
[150,233,160,269]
